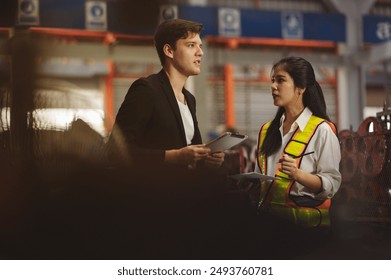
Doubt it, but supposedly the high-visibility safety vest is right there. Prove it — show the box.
[257,115,337,228]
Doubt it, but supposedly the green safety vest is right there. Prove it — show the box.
[257,115,337,227]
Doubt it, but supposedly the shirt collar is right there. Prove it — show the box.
[296,107,313,131]
[280,107,313,132]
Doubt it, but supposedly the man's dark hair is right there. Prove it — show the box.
[154,19,203,65]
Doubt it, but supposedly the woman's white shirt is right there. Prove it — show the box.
[255,107,341,200]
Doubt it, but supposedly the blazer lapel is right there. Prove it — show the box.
[158,70,187,146]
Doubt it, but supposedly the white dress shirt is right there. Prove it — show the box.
[176,98,195,145]
[255,107,342,200]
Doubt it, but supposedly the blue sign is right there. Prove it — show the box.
[12,2,347,41]
[218,8,241,37]
[180,5,346,42]
[160,5,178,21]
[364,15,391,43]
[20,0,35,14]
[18,0,39,25]
[85,1,107,30]
[281,12,303,39]
[91,5,103,17]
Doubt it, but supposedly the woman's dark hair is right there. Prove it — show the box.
[154,18,203,66]
[261,56,331,157]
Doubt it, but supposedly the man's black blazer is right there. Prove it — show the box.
[113,69,202,168]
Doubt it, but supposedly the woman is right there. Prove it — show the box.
[255,57,341,228]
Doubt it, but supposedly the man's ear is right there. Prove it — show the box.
[163,44,174,58]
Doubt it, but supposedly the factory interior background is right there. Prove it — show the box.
[1,0,391,260]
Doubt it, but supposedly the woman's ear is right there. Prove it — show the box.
[299,87,306,95]
[163,43,174,58]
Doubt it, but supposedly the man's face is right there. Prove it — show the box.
[170,32,203,77]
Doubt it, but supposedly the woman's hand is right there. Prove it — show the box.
[278,154,301,180]
[278,154,322,193]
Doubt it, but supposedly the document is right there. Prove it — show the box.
[229,172,279,181]
[206,132,248,153]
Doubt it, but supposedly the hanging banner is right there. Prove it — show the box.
[17,0,40,26]
[85,1,107,31]
[281,11,303,39]
[218,8,241,37]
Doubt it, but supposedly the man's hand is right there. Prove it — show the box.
[165,144,210,166]
[204,151,225,168]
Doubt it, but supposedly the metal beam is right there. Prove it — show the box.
[354,40,391,65]
[323,0,375,14]
[320,0,340,12]
[34,39,158,63]
[207,48,344,67]
[3,38,345,68]
[321,0,376,131]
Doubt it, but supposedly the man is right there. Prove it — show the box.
[112,18,224,175]
[108,19,228,258]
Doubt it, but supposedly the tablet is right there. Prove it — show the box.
[229,172,279,181]
[206,132,248,153]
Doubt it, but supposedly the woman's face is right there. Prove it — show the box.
[271,67,303,108]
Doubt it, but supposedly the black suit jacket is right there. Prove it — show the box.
[110,71,231,257]
[114,69,202,169]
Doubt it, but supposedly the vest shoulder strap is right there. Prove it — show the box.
[257,121,272,174]
[284,115,325,158]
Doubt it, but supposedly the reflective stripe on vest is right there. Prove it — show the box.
[257,115,336,227]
